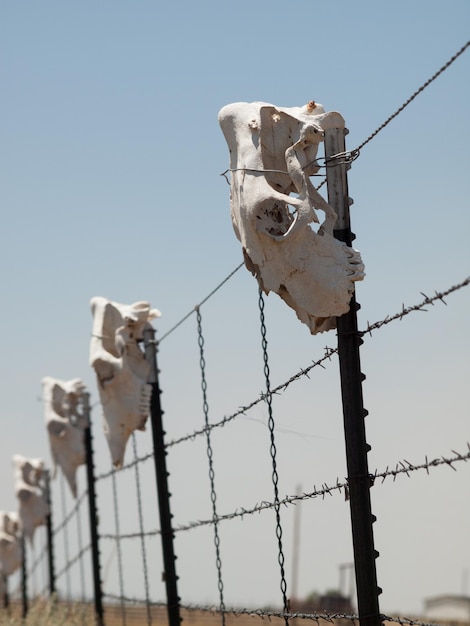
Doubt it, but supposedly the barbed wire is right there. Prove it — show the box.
[158,262,245,343]
[103,592,165,607]
[355,41,470,152]
[52,489,88,536]
[99,595,448,626]
[100,529,160,541]
[88,277,470,494]
[34,275,469,617]
[163,276,468,450]
[164,343,337,449]
[362,277,470,336]
[95,451,153,482]
[209,44,470,333]
[26,540,48,580]
[97,276,469,480]
[54,544,91,583]
[11,44,470,623]
[97,445,469,542]
[373,444,470,482]
[114,45,470,363]
[171,445,470,534]
[380,616,447,626]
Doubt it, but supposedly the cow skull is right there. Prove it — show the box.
[42,376,88,498]
[218,100,365,334]
[13,455,48,543]
[90,297,161,468]
[0,512,22,577]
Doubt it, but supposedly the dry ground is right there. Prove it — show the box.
[3,601,469,626]
[0,601,354,625]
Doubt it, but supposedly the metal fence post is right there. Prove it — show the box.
[83,392,105,626]
[2,574,9,610]
[324,123,383,626]
[21,533,28,619]
[143,325,181,626]
[44,469,56,597]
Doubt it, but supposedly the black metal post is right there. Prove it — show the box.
[144,326,181,626]
[2,574,9,610]
[325,124,382,626]
[21,533,28,619]
[83,392,105,626]
[44,469,56,597]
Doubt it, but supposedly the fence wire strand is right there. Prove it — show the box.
[60,275,468,625]
[355,41,469,152]
[59,473,71,600]
[162,277,468,451]
[98,595,451,626]
[196,307,226,624]
[160,444,470,535]
[101,277,469,481]
[131,433,152,626]
[111,469,127,626]
[259,289,289,623]
[158,262,244,343]
[16,43,469,614]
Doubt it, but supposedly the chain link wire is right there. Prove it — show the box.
[111,469,128,626]
[258,289,290,624]
[132,433,153,626]
[159,263,244,343]
[16,42,468,622]
[165,277,468,451]
[196,307,226,624]
[59,473,72,600]
[75,499,86,602]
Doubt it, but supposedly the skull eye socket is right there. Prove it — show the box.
[256,199,295,237]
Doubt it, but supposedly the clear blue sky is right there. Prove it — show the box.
[1,1,469,617]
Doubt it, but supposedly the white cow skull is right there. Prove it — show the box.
[218,100,365,334]
[42,376,88,498]
[90,297,161,468]
[13,455,48,543]
[0,511,19,538]
[0,512,22,577]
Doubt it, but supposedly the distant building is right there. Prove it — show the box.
[424,595,470,622]
[292,592,354,615]
[317,593,354,613]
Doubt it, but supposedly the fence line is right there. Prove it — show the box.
[3,41,469,624]
[99,596,454,626]
[5,290,468,624]
[95,443,470,541]
[162,277,468,450]
[9,272,465,623]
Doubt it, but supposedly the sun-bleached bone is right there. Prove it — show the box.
[13,454,45,488]
[13,455,48,543]
[0,512,22,577]
[42,376,88,498]
[0,533,22,577]
[90,297,161,468]
[218,100,365,334]
[0,511,19,538]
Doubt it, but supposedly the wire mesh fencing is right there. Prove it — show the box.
[2,40,469,626]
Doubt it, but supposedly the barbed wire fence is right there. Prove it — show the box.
[8,276,467,625]
[2,40,469,626]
